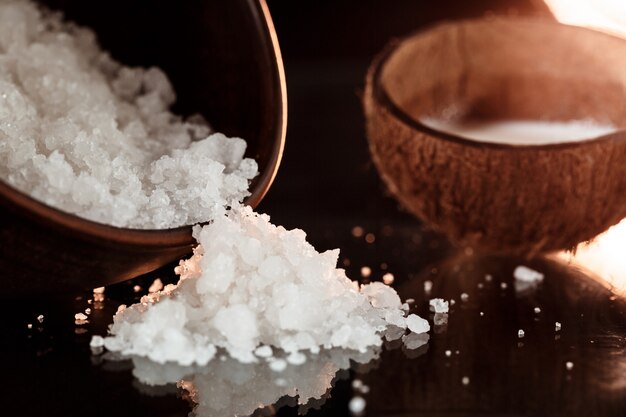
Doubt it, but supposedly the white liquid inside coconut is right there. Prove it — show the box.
[419,118,618,145]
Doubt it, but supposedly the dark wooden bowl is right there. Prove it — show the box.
[0,0,286,295]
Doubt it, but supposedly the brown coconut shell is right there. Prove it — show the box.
[364,18,626,255]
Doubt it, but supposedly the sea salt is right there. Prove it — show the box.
[349,396,366,415]
[429,298,449,313]
[513,266,544,283]
[103,206,428,366]
[555,322,562,332]
[36,314,44,323]
[566,361,574,371]
[0,0,256,229]
[518,329,525,338]
[382,272,394,285]
[423,280,433,293]
[90,335,105,348]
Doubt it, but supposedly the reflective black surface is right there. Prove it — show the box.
[3,1,625,416]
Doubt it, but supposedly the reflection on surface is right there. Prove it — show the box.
[363,251,626,417]
[557,218,626,297]
[114,348,380,417]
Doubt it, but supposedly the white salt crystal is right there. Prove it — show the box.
[485,274,493,282]
[90,335,105,348]
[360,266,371,278]
[93,287,105,294]
[406,314,430,334]
[349,396,366,415]
[0,0,257,229]
[75,313,88,320]
[445,350,452,357]
[429,298,449,313]
[534,307,541,314]
[555,322,562,332]
[103,206,423,365]
[402,332,430,350]
[501,282,508,289]
[269,359,288,373]
[423,280,433,293]
[254,345,273,358]
[148,278,163,293]
[382,272,394,285]
[462,376,470,385]
[352,379,363,389]
[518,329,525,338]
[37,314,44,323]
[27,323,32,329]
[460,293,469,302]
[287,352,307,366]
[566,361,574,371]
[133,285,142,293]
[85,308,92,315]
[513,266,544,283]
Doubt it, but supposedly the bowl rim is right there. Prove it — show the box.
[0,0,287,247]
[371,16,626,152]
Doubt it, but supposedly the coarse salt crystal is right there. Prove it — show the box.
[148,278,163,293]
[269,359,288,373]
[90,335,105,348]
[518,329,525,338]
[348,396,366,415]
[360,266,371,278]
[406,314,430,334]
[37,314,44,323]
[513,266,544,283]
[75,313,88,320]
[429,298,449,313]
[382,272,394,285]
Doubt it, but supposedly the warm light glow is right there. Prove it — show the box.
[557,219,626,297]
[544,0,626,38]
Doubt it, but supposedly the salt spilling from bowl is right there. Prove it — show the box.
[0,0,256,229]
[103,205,429,365]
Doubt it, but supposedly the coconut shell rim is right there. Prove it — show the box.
[372,16,626,152]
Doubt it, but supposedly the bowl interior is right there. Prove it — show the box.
[378,18,626,138]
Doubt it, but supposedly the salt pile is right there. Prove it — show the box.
[0,0,256,229]
[103,205,429,365]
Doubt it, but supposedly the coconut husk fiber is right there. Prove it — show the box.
[363,17,626,255]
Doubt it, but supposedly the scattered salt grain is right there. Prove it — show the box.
[254,345,273,358]
[566,361,574,371]
[365,233,376,244]
[445,350,452,357]
[85,308,92,315]
[406,314,430,334]
[429,298,449,313]
[423,280,433,293]
[501,282,508,289]
[405,298,415,304]
[103,206,422,366]
[93,287,105,294]
[460,293,469,302]
[360,266,372,278]
[75,313,88,321]
[477,283,484,289]
[513,265,544,283]
[269,359,288,373]
[287,352,307,366]
[133,285,142,293]
[462,376,470,385]
[349,396,366,415]
[534,307,541,314]
[352,379,363,390]
[37,314,44,323]
[27,323,32,329]
[148,278,164,293]
[555,322,562,332]
[485,274,493,282]
[518,329,525,338]
[90,335,105,348]
[449,299,456,306]
[382,272,394,285]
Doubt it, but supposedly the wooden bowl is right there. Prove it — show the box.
[364,17,626,255]
[0,0,286,295]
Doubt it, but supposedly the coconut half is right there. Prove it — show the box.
[363,17,626,254]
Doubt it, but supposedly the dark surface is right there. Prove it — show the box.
[3,1,626,416]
